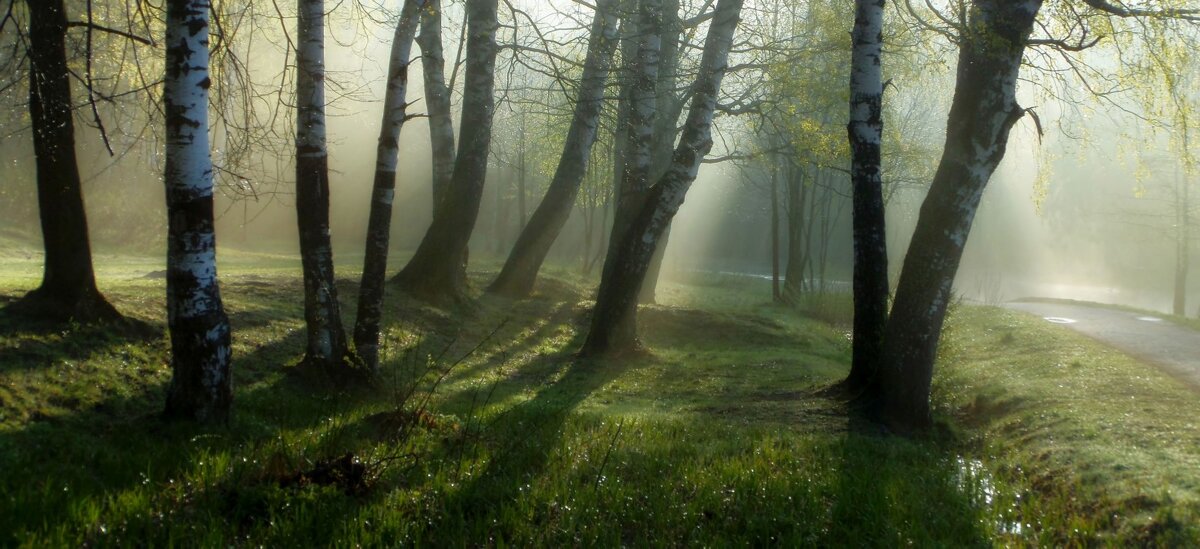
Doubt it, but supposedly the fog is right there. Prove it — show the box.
[1,0,1196,316]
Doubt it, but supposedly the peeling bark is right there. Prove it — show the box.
[581,0,744,357]
[391,0,498,305]
[353,0,425,371]
[845,0,889,392]
[162,0,233,423]
[876,0,1042,433]
[487,0,621,298]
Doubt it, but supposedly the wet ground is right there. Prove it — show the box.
[1005,300,1200,390]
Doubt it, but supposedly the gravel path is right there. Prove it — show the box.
[1005,300,1200,389]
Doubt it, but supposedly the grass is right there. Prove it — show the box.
[0,245,1198,545]
[936,304,1200,545]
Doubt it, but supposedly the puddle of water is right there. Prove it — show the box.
[1136,316,1163,322]
[954,457,1025,536]
[1043,317,1077,324]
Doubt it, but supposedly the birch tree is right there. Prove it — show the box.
[873,0,1041,431]
[844,0,889,392]
[162,0,233,422]
[599,0,662,299]
[871,0,1200,433]
[295,0,358,374]
[637,0,685,304]
[11,0,120,323]
[487,0,621,298]
[392,0,499,305]
[417,0,457,210]
[581,0,744,356]
[353,0,426,371]
[588,0,660,349]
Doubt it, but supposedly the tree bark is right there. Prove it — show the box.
[15,0,120,323]
[781,162,808,304]
[770,166,781,302]
[637,0,685,305]
[1175,140,1190,316]
[1175,173,1189,317]
[353,0,424,371]
[875,0,1041,433]
[487,0,621,298]
[391,0,499,305]
[580,0,743,357]
[162,0,233,423]
[296,0,357,374]
[417,0,456,210]
[845,0,889,392]
[595,0,662,346]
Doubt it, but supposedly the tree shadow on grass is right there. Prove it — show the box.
[0,306,162,375]
[824,419,993,547]
[0,319,392,545]
[420,354,633,541]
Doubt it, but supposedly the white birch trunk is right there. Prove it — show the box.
[295,0,355,372]
[581,0,744,356]
[600,0,662,293]
[417,0,456,209]
[163,0,233,422]
[390,0,498,304]
[878,0,1043,432]
[487,0,621,297]
[354,0,425,370]
[845,0,889,390]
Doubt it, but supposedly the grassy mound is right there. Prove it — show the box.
[0,250,1197,545]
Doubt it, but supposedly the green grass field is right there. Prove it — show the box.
[1,243,1198,545]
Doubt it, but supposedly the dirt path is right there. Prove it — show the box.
[1005,300,1200,389]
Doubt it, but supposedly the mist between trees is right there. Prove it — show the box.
[1,0,1198,429]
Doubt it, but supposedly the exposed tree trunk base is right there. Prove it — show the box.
[576,336,647,359]
[487,257,540,298]
[163,309,233,423]
[390,261,473,309]
[294,351,376,388]
[6,286,123,324]
[485,277,534,300]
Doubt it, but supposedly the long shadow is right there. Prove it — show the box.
[0,306,162,374]
[0,277,393,544]
[417,344,631,543]
[824,418,992,547]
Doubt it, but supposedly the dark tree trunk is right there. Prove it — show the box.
[770,167,781,302]
[417,0,456,210]
[162,0,233,423]
[296,0,358,375]
[581,0,743,357]
[517,115,528,230]
[487,0,620,298]
[492,169,512,254]
[874,0,1041,433]
[392,0,499,305]
[640,227,671,302]
[845,0,889,392]
[14,0,120,323]
[781,162,808,304]
[353,0,424,371]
